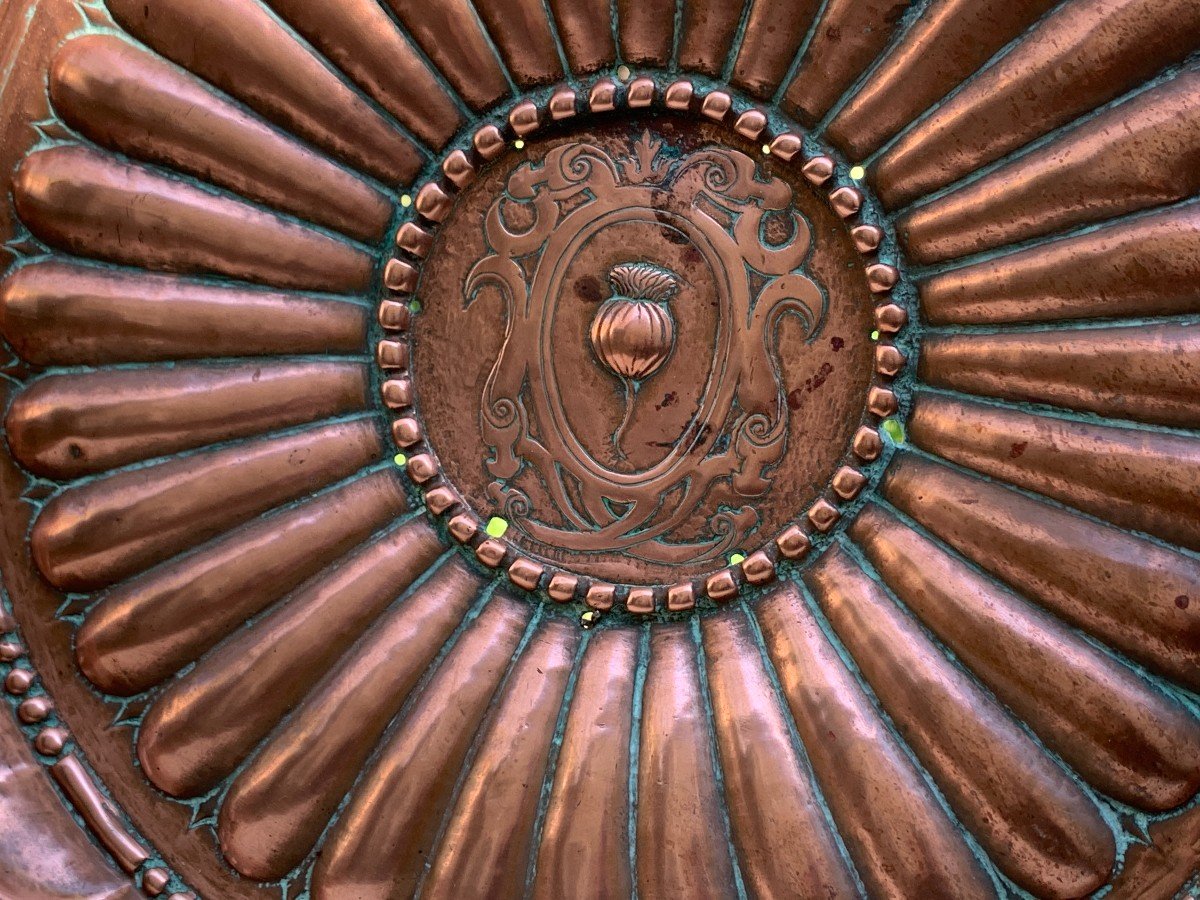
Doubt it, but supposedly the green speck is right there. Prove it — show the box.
[870,329,881,341]
[849,165,866,181]
[580,609,602,629]
[729,552,746,565]
[393,452,408,466]
[513,139,526,150]
[882,419,906,444]
[486,516,509,538]
[400,194,412,208]
[408,299,422,313]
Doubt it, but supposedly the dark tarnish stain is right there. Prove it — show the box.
[575,274,605,303]
[1009,441,1028,459]
[787,362,834,409]
[830,336,845,352]
[655,391,678,411]
[1177,595,1191,610]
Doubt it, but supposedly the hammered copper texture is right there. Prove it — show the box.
[0,0,1197,898]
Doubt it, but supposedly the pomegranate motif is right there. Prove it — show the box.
[589,262,679,456]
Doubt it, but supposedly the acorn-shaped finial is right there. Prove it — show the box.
[588,263,679,457]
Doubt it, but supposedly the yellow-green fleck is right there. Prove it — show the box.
[849,165,866,181]
[729,552,746,565]
[400,194,412,208]
[409,300,422,313]
[870,329,880,341]
[882,419,905,444]
[393,452,408,466]
[486,516,509,538]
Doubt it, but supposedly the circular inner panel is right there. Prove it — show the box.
[414,115,875,585]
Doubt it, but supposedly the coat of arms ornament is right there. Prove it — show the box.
[469,134,827,566]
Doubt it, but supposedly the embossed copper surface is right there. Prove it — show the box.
[0,0,1198,898]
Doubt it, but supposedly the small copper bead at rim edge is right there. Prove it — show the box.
[706,570,739,602]
[775,525,811,559]
[808,500,841,532]
[853,426,883,461]
[17,695,51,723]
[475,539,507,567]
[34,727,68,756]
[664,81,694,110]
[507,558,544,591]
[548,573,579,603]
[447,514,478,543]
[741,551,776,585]
[585,584,616,611]
[423,486,457,515]
[548,89,578,120]
[626,588,656,614]
[667,583,696,612]
[5,669,34,695]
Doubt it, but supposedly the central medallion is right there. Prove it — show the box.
[396,86,904,604]
[467,134,828,569]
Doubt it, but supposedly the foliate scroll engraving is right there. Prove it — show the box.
[467,135,828,566]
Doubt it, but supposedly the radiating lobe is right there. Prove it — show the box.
[920,203,1200,324]
[807,547,1115,898]
[384,0,511,111]
[105,0,423,184]
[0,261,367,366]
[909,393,1200,551]
[471,0,565,86]
[548,0,616,73]
[851,503,1200,811]
[730,0,822,99]
[677,0,748,77]
[756,583,996,898]
[312,594,532,900]
[422,619,580,899]
[32,419,383,592]
[49,34,392,242]
[219,559,483,881]
[136,518,445,797]
[827,0,1060,159]
[7,362,369,478]
[14,147,373,293]
[637,624,739,898]
[76,470,409,696]
[874,0,1200,207]
[261,0,462,149]
[900,68,1200,264]
[782,0,909,126]
[883,453,1200,691]
[533,628,638,900]
[701,609,858,898]
[616,0,675,67]
[919,324,1200,428]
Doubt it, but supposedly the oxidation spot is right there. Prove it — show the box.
[68,443,84,460]
[831,336,845,352]
[1176,594,1191,610]
[1009,441,1028,459]
[787,388,804,411]
[655,391,678,411]
[575,274,604,303]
